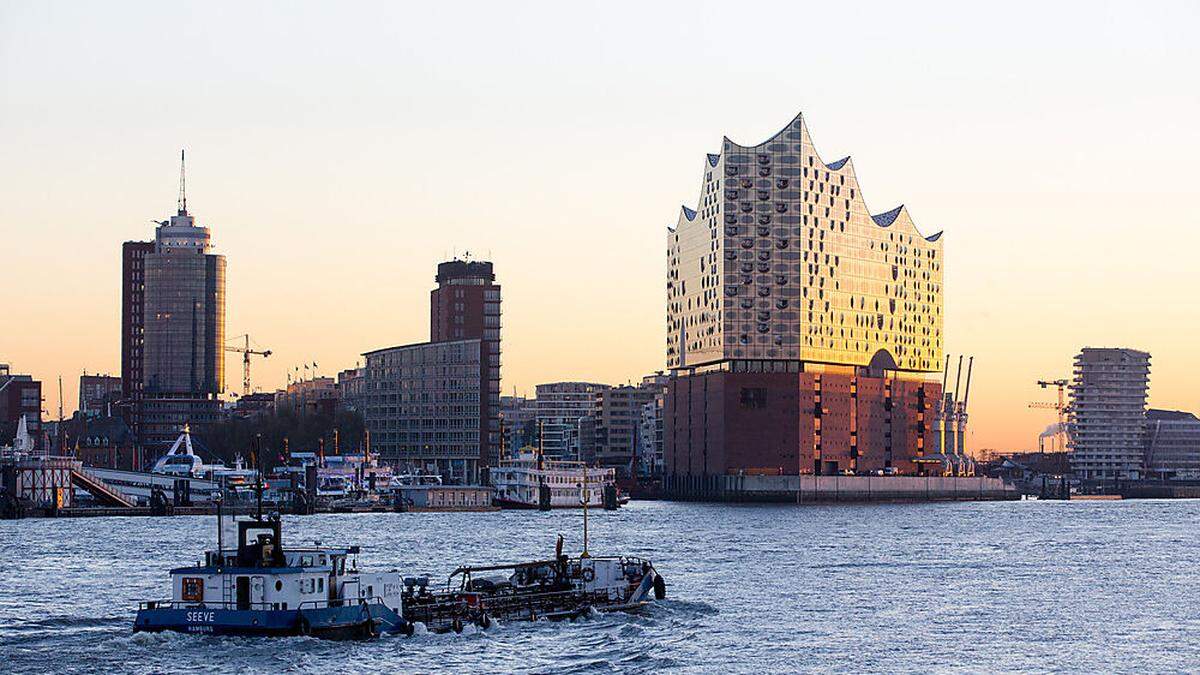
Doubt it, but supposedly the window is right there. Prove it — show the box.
[740,388,768,409]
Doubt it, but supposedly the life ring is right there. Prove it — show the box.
[581,568,595,583]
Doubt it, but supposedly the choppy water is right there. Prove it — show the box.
[1,499,1198,673]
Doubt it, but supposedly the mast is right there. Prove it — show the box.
[177,149,187,215]
[580,462,590,558]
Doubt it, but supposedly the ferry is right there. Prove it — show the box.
[490,450,622,509]
[133,501,411,638]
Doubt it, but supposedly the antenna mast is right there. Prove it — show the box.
[177,149,187,215]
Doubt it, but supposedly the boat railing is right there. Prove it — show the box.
[138,596,392,612]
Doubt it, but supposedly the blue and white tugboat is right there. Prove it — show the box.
[134,490,411,638]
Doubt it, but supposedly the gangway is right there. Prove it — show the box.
[71,467,135,508]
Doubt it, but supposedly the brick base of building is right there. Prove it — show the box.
[664,367,940,480]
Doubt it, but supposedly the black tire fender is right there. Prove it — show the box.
[653,574,667,600]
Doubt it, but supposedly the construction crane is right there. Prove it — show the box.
[225,334,272,396]
[1029,378,1069,452]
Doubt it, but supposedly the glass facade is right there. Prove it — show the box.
[667,113,943,374]
[362,339,484,484]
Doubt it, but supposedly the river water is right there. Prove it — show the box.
[1,499,1198,673]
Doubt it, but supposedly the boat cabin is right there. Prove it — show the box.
[166,516,401,613]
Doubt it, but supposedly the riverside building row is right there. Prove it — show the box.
[664,111,948,493]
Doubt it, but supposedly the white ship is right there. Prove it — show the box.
[151,425,258,486]
[489,450,618,509]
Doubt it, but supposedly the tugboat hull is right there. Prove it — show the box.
[134,602,410,639]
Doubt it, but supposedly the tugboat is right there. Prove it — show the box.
[133,485,411,638]
[403,465,666,632]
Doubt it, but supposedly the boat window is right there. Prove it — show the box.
[318,578,324,592]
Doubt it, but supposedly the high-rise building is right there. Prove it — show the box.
[121,240,154,402]
[78,374,121,418]
[135,152,227,452]
[1069,347,1150,480]
[535,382,609,459]
[430,259,501,467]
[360,259,500,484]
[0,363,41,449]
[664,112,944,491]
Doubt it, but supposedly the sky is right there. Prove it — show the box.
[2,0,1198,453]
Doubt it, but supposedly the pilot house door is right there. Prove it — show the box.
[236,576,251,610]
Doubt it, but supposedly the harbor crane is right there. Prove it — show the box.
[1029,378,1070,452]
[225,334,272,396]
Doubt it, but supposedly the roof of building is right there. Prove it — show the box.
[677,111,944,242]
[1147,409,1199,422]
[362,338,481,357]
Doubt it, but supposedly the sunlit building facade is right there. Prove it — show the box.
[664,112,945,490]
[1069,347,1150,480]
[136,165,226,452]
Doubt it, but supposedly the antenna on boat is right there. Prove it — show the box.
[215,482,224,555]
[580,463,590,558]
[253,433,264,521]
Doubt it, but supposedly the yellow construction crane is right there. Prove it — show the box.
[1029,378,1069,452]
[225,334,272,396]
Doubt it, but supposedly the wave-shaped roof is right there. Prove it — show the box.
[679,111,944,243]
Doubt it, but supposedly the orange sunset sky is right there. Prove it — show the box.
[2,1,1198,453]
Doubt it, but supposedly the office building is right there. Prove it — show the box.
[0,363,41,449]
[360,259,501,483]
[1068,347,1150,480]
[535,382,609,459]
[638,396,665,478]
[499,394,537,457]
[430,259,501,466]
[275,377,338,416]
[121,240,154,401]
[362,339,484,484]
[79,373,121,419]
[1144,409,1200,480]
[135,153,227,451]
[336,367,366,413]
[664,112,944,489]
[584,377,668,477]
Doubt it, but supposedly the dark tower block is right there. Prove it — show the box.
[430,259,501,475]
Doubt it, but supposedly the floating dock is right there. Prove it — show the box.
[664,474,1020,502]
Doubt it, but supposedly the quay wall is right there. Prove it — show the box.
[664,474,1019,503]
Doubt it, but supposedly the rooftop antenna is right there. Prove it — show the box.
[177,149,187,216]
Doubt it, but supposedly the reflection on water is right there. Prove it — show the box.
[1,500,1198,673]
